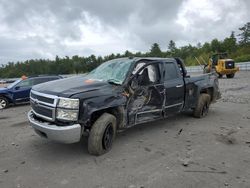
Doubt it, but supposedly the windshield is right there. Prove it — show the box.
[86,59,133,84]
[7,79,21,88]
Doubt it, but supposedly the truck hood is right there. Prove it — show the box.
[32,75,116,98]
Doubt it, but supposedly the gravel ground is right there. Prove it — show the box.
[0,71,250,188]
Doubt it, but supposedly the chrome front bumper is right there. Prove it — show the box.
[28,110,81,144]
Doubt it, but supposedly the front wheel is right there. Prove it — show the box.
[0,97,9,109]
[193,94,211,118]
[226,73,235,78]
[217,73,223,78]
[88,113,117,156]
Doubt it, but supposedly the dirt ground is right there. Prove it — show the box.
[0,71,250,188]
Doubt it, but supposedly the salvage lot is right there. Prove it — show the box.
[0,72,250,188]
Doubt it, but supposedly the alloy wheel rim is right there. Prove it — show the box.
[0,99,6,109]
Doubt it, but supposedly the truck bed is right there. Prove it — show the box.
[183,72,219,110]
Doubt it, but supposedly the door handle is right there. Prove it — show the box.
[176,84,183,88]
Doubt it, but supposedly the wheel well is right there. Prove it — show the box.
[0,95,11,103]
[200,87,213,102]
[90,106,125,129]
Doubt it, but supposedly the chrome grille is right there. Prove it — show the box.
[30,92,54,104]
[31,101,53,118]
[30,90,58,121]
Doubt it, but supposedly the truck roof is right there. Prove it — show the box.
[28,75,63,78]
[115,57,177,63]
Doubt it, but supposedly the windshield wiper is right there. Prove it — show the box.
[107,79,121,85]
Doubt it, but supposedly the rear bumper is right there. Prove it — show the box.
[220,67,239,74]
[28,110,81,144]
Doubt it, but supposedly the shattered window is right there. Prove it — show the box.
[87,59,133,84]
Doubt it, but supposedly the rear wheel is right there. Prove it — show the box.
[226,73,235,78]
[0,97,9,109]
[193,94,211,118]
[88,113,117,156]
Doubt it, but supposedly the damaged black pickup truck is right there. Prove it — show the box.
[28,57,220,155]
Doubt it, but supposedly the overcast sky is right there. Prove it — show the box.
[0,0,249,65]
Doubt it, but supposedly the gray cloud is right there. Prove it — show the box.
[0,0,249,64]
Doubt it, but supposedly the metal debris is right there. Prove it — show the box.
[178,129,183,135]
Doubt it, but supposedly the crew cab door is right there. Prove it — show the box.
[127,61,164,125]
[163,61,185,115]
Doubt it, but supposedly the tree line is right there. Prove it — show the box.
[0,22,249,78]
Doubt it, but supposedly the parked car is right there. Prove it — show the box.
[28,57,220,155]
[0,75,62,109]
[0,80,6,84]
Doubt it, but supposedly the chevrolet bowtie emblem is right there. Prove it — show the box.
[34,99,39,105]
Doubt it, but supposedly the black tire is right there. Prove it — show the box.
[88,113,117,156]
[0,96,9,109]
[193,94,211,118]
[226,73,235,78]
[217,73,223,78]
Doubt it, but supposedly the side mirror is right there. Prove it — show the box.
[15,86,20,90]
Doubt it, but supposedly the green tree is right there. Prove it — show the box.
[168,40,176,53]
[202,42,211,53]
[238,22,250,45]
[211,39,222,52]
[197,42,202,49]
[124,50,133,57]
[222,31,237,53]
[149,43,162,57]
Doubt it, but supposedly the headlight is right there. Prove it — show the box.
[56,109,78,121]
[56,98,79,121]
[58,98,79,109]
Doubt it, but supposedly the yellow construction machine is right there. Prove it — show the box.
[203,53,239,78]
